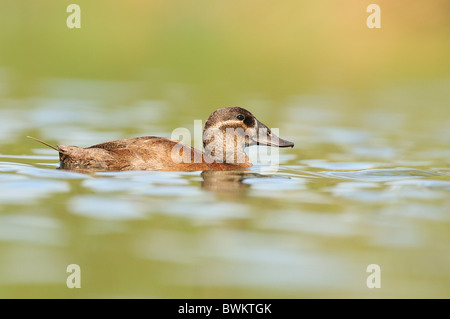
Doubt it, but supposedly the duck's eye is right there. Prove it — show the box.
[237,114,244,121]
[267,129,271,135]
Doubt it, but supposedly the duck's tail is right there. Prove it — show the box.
[27,136,61,153]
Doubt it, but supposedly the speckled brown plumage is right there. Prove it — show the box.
[58,136,246,171]
[29,107,294,172]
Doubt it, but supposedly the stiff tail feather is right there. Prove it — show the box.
[27,136,64,154]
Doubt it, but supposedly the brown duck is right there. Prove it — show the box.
[28,107,294,171]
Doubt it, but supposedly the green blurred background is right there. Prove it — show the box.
[1,0,449,103]
[0,0,449,299]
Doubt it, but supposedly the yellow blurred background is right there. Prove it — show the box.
[0,0,449,102]
[0,1,449,299]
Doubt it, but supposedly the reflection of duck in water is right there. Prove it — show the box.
[28,107,293,171]
[201,170,252,192]
[201,170,290,193]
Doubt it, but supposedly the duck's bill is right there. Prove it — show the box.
[253,131,294,148]
[252,119,294,148]
[255,135,295,148]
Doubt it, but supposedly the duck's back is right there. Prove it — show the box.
[58,136,246,171]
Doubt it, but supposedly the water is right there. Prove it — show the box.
[0,78,449,298]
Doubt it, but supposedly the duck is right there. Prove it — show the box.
[28,106,294,171]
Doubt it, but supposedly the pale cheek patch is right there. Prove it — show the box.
[217,120,248,129]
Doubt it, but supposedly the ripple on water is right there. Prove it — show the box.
[137,185,203,196]
[82,177,203,197]
[82,178,145,193]
[386,179,450,190]
[143,198,249,225]
[68,195,147,220]
[318,168,440,182]
[329,181,411,203]
[379,203,450,222]
[256,210,360,237]
[243,175,306,190]
[0,161,30,172]
[83,171,204,197]
[134,229,360,289]
[316,127,372,145]
[302,160,385,170]
[96,170,191,184]
[350,146,398,159]
[0,215,65,246]
[0,176,70,204]
[0,162,88,179]
[0,154,56,160]
[329,175,450,203]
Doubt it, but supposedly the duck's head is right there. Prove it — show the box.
[203,106,294,164]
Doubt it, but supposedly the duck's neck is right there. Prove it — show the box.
[203,133,250,165]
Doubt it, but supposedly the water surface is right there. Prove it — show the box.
[0,79,449,298]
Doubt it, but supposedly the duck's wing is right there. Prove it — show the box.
[87,136,159,150]
[85,136,206,171]
[61,136,243,171]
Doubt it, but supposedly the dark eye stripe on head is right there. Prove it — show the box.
[204,107,256,131]
[243,116,254,127]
